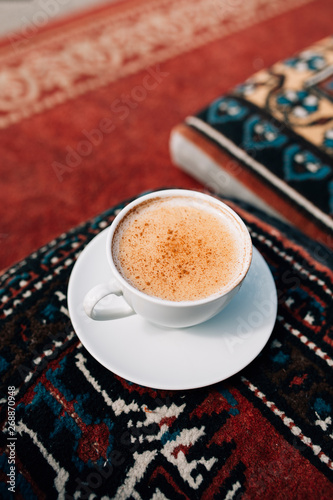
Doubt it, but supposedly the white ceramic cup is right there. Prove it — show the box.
[83,189,252,328]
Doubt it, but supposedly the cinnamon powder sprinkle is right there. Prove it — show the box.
[113,199,244,301]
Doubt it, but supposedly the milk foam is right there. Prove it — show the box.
[112,195,248,301]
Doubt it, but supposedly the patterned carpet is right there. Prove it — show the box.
[1,0,333,498]
[0,193,332,498]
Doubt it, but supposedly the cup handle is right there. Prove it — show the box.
[83,279,135,320]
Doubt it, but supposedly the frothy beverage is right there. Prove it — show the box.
[112,195,250,301]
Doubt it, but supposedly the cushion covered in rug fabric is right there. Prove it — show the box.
[170,35,333,248]
[0,192,332,499]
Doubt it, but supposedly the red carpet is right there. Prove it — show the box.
[1,0,333,270]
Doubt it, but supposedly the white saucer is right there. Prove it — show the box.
[67,228,277,390]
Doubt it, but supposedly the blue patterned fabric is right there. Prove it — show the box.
[187,36,333,242]
[0,192,332,498]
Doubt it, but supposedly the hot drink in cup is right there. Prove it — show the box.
[84,190,252,327]
[112,194,250,302]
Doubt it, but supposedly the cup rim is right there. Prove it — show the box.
[106,189,253,307]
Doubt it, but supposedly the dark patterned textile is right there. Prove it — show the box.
[171,36,333,246]
[1,193,332,499]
